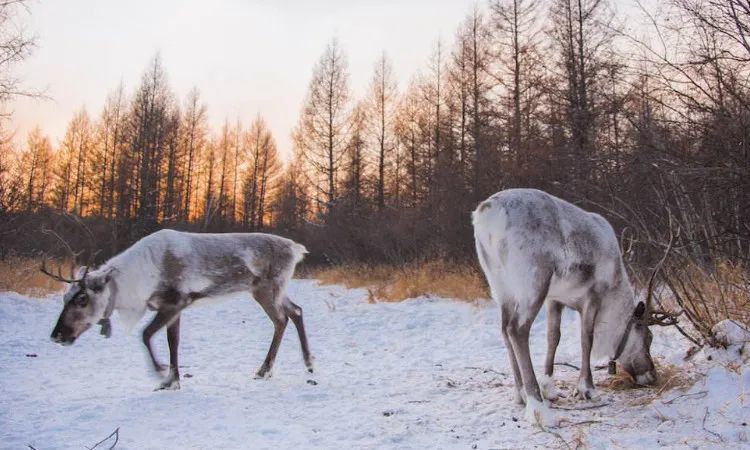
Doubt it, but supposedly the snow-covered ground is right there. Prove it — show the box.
[1,280,748,449]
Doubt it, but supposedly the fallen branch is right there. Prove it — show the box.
[552,362,610,372]
[553,362,580,371]
[558,419,604,428]
[552,402,611,411]
[463,366,506,376]
[550,431,572,450]
[702,407,723,442]
[89,427,120,450]
[661,390,708,405]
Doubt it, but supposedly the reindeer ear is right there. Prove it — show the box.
[634,301,646,318]
[75,266,88,279]
[86,270,112,293]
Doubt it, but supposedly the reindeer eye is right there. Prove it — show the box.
[73,294,89,307]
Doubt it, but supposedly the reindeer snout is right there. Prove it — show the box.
[635,370,657,386]
[51,328,75,345]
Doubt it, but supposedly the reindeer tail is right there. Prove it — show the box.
[290,242,308,265]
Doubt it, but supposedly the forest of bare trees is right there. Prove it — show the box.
[0,0,748,298]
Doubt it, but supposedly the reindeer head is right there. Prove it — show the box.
[616,300,657,384]
[46,264,114,345]
[616,225,680,385]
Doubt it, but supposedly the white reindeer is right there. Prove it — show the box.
[46,229,313,390]
[473,189,662,426]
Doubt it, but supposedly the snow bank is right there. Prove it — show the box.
[0,281,747,449]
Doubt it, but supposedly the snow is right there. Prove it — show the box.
[1,280,748,449]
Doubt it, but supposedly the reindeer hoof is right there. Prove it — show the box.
[155,379,180,391]
[513,388,527,405]
[539,375,560,401]
[574,381,597,401]
[254,368,272,379]
[524,397,560,428]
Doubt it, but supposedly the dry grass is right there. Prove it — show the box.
[310,260,489,302]
[0,256,67,296]
[663,259,750,345]
[598,359,698,407]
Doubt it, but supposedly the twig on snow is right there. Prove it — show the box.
[661,390,707,405]
[552,362,609,372]
[558,419,604,428]
[89,427,120,450]
[463,366,506,376]
[552,402,611,411]
[554,362,580,371]
[651,405,668,422]
[701,407,723,442]
[541,429,573,450]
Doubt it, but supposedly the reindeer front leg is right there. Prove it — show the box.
[541,301,564,401]
[575,302,599,400]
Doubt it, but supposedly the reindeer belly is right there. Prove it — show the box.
[546,275,592,309]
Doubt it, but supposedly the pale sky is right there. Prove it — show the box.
[8,0,480,159]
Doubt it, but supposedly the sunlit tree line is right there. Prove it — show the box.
[284,0,750,263]
[3,56,281,234]
[2,0,749,265]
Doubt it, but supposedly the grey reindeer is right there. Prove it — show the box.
[45,229,313,390]
[473,189,675,426]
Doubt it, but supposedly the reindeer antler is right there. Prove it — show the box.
[40,256,87,284]
[39,227,87,284]
[648,309,682,327]
[620,227,636,259]
[644,214,682,325]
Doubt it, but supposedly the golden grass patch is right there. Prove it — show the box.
[310,260,489,302]
[597,359,698,406]
[662,259,750,343]
[0,256,67,296]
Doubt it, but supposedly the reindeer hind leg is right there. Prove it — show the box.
[142,309,177,373]
[541,300,564,401]
[507,270,560,426]
[157,315,181,391]
[283,297,313,373]
[501,300,526,405]
[253,283,289,379]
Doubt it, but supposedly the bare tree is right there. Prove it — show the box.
[343,101,368,209]
[130,55,174,233]
[490,0,543,176]
[52,109,93,214]
[20,126,51,211]
[0,0,36,108]
[91,84,127,218]
[367,52,397,208]
[162,108,182,223]
[215,120,232,224]
[451,6,494,198]
[548,0,615,184]
[180,87,207,221]
[296,39,350,216]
